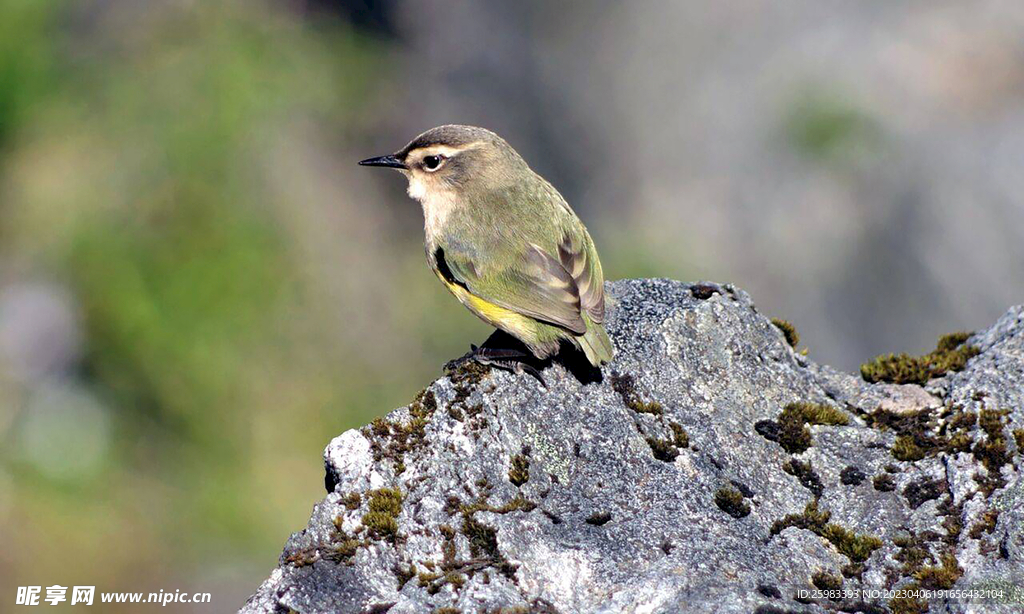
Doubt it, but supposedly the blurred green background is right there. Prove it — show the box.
[1,0,1022,610]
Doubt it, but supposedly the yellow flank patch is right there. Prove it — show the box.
[438,274,535,336]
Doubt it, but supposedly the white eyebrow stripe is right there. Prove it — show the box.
[409,141,486,158]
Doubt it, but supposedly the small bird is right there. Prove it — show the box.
[359,125,613,381]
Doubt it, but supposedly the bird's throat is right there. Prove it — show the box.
[410,180,461,242]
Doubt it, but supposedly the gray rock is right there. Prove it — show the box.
[241,279,1024,614]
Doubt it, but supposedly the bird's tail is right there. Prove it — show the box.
[578,315,614,366]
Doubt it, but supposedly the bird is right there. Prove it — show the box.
[359,125,613,382]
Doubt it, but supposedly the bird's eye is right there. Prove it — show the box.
[422,155,444,171]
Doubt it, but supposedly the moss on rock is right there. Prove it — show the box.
[860,332,979,385]
[362,488,404,542]
[770,500,881,563]
[770,402,849,454]
[771,318,800,348]
[508,453,530,486]
[714,487,751,519]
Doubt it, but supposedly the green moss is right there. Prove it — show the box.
[444,572,466,588]
[417,569,442,591]
[610,372,664,415]
[770,500,830,535]
[362,488,403,542]
[771,318,800,348]
[888,530,946,614]
[445,360,490,426]
[791,402,850,426]
[770,500,881,563]
[872,473,896,492]
[646,437,679,462]
[936,331,972,351]
[946,409,977,431]
[971,410,1011,496]
[458,493,536,515]
[974,409,1011,471]
[410,388,438,418]
[866,405,984,464]
[903,477,944,509]
[493,495,537,514]
[446,359,490,389]
[891,435,926,461]
[969,509,999,539]
[783,458,824,496]
[776,421,812,454]
[321,538,363,564]
[975,471,1006,498]
[714,487,750,519]
[457,499,487,515]
[439,525,457,568]
[893,533,930,575]
[978,408,1008,439]
[285,530,367,567]
[811,570,842,590]
[396,564,416,587]
[773,402,849,454]
[820,524,883,562]
[364,390,439,473]
[462,515,499,559]
[841,562,865,580]
[424,505,521,594]
[361,511,398,541]
[914,553,962,590]
[940,499,963,544]
[508,454,529,486]
[889,521,963,613]
[860,332,979,385]
[1013,428,1024,451]
[610,372,692,462]
[839,466,865,486]
[947,431,973,454]
[283,547,319,567]
[633,400,664,415]
[342,492,361,510]
[669,422,690,448]
[368,487,403,515]
[416,550,469,595]
[890,595,928,614]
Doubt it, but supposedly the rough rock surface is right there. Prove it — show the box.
[241,279,1024,614]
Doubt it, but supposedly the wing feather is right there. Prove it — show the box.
[431,182,606,335]
[557,231,605,323]
[439,243,588,335]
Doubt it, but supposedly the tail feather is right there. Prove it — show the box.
[577,315,614,366]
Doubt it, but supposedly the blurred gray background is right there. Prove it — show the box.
[1,0,1021,610]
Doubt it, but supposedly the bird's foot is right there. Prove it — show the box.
[442,350,478,374]
[471,345,547,388]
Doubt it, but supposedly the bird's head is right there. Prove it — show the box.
[359,125,526,204]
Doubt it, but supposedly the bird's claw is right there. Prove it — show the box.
[471,347,547,388]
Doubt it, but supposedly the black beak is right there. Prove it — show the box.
[358,154,406,169]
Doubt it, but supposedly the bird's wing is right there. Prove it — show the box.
[437,232,600,335]
[557,228,606,324]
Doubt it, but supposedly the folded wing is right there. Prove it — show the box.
[437,228,603,335]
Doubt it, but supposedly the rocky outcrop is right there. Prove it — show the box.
[241,279,1023,614]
